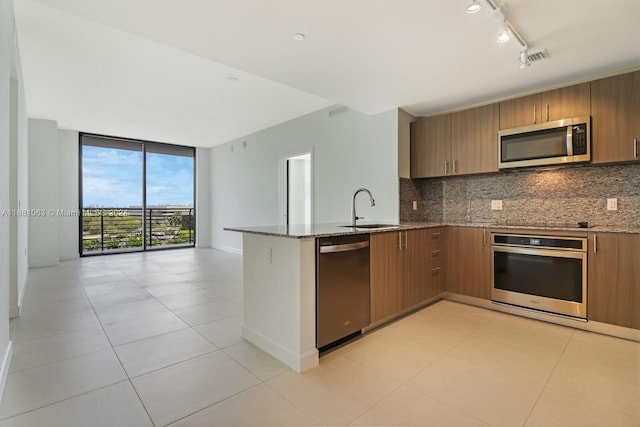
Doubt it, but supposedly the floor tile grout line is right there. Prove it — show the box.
[520,327,577,427]
[262,375,325,426]
[82,252,251,426]
[0,379,135,423]
[78,265,161,427]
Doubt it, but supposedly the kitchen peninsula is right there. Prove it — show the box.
[228,220,640,373]
[225,222,441,372]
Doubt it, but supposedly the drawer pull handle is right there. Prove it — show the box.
[432,267,441,273]
[432,250,441,257]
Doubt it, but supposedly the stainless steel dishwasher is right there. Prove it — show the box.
[316,234,370,350]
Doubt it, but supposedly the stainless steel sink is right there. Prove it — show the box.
[340,223,400,229]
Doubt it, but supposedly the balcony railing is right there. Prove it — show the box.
[81,207,195,254]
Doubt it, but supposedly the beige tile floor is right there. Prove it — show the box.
[0,248,638,427]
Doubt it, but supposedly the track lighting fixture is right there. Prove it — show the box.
[466,0,482,13]
[497,21,510,43]
[466,0,547,69]
[519,48,531,69]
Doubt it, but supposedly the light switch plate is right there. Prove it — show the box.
[491,200,503,210]
[607,198,618,211]
[412,201,418,210]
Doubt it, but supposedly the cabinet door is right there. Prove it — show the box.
[445,227,491,299]
[370,232,404,322]
[499,94,541,129]
[588,233,640,329]
[403,229,428,308]
[426,228,444,300]
[591,71,640,164]
[450,104,499,175]
[500,83,590,129]
[410,115,451,178]
[540,82,591,122]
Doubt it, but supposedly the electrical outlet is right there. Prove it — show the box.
[607,198,618,211]
[491,200,503,210]
[412,201,418,210]
[264,248,272,264]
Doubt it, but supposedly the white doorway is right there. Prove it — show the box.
[282,152,312,226]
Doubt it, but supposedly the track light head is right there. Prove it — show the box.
[466,0,481,13]
[519,49,531,69]
[497,21,510,43]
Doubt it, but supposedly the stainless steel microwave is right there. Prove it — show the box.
[498,116,591,170]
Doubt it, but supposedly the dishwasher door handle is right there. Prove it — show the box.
[320,241,369,253]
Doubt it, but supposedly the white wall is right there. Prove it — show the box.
[195,147,211,248]
[210,106,399,252]
[57,129,79,260]
[16,73,28,319]
[1,0,25,402]
[28,119,59,267]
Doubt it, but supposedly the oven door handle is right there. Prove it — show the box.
[492,246,585,259]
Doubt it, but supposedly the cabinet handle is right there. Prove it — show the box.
[432,267,441,274]
[634,138,638,158]
[444,161,448,175]
[404,232,408,249]
[546,103,550,122]
[483,229,486,246]
[533,105,537,124]
[432,249,441,257]
[431,232,441,240]
[398,232,402,250]
[453,160,457,174]
[593,234,597,254]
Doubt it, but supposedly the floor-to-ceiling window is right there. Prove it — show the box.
[80,133,195,255]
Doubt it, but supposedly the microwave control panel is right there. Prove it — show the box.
[572,124,588,155]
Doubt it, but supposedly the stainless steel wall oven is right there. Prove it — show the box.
[491,233,587,319]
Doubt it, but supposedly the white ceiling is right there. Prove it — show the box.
[14,0,640,148]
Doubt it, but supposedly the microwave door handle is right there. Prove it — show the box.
[566,125,574,156]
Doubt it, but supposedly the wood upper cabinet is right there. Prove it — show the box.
[499,82,591,129]
[411,105,498,178]
[411,115,450,178]
[591,71,640,164]
[444,226,491,300]
[450,104,499,175]
[588,232,640,330]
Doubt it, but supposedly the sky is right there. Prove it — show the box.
[82,146,194,207]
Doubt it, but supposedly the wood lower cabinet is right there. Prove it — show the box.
[444,226,491,300]
[591,71,640,164]
[588,232,640,329]
[370,228,444,323]
[499,82,590,129]
[370,231,404,322]
[425,228,444,300]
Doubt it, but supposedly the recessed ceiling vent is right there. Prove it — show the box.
[527,49,549,63]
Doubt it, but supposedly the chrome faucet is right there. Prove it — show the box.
[352,188,375,227]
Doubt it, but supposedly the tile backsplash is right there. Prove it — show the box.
[400,164,640,227]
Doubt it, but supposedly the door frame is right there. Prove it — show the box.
[280,150,314,226]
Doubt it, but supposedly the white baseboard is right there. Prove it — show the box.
[9,304,19,319]
[212,244,242,255]
[0,341,13,405]
[241,325,318,373]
